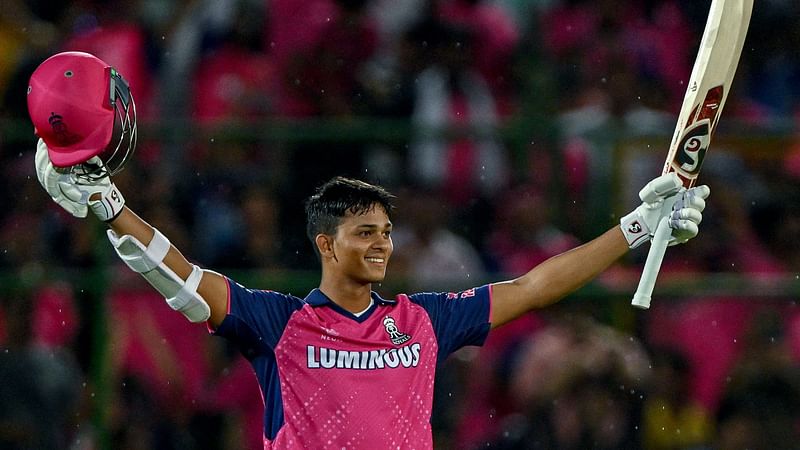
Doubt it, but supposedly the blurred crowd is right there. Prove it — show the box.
[2,0,800,449]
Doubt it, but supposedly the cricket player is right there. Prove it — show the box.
[29,51,709,449]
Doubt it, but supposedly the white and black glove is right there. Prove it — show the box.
[620,173,710,249]
[34,138,125,222]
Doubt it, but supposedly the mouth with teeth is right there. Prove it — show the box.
[365,257,385,264]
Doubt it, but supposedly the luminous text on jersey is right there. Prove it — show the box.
[307,343,422,369]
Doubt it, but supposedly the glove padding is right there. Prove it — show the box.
[620,173,710,249]
[34,138,126,222]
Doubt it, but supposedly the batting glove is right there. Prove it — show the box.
[620,173,710,249]
[34,138,126,222]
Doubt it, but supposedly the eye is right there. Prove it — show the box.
[359,230,373,237]
[383,230,392,238]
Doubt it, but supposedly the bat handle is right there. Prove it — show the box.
[631,217,671,309]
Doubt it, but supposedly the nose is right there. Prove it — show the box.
[373,234,392,251]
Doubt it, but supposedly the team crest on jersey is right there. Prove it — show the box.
[383,316,411,345]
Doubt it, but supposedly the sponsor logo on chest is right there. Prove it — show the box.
[307,315,421,369]
[307,344,422,370]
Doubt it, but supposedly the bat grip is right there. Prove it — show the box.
[631,217,671,309]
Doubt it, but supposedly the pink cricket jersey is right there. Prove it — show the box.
[213,279,492,449]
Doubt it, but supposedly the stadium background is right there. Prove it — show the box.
[1,0,800,448]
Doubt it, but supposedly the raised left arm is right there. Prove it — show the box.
[488,173,710,328]
[489,227,628,328]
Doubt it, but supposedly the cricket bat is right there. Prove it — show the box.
[631,0,754,309]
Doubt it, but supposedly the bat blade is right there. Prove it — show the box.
[632,0,753,309]
[663,0,754,187]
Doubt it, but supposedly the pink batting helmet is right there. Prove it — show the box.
[27,51,137,177]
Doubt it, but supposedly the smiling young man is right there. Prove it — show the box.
[308,179,395,312]
[29,52,711,450]
[36,165,709,449]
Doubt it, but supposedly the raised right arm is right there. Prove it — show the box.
[34,138,229,329]
[107,207,230,328]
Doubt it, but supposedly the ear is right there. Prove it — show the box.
[315,234,335,260]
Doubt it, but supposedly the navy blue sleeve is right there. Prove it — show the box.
[408,285,492,360]
[213,278,304,354]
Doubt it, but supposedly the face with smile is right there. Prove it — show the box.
[320,204,393,285]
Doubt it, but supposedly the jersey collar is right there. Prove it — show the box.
[304,288,397,307]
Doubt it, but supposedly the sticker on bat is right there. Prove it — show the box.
[673,119,711,176]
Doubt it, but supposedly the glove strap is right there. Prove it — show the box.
[88,183,126,222]
[620,210,652,249]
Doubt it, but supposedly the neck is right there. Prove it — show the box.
[318,275,374,313]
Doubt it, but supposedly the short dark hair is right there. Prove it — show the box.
[304,177,395,254]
